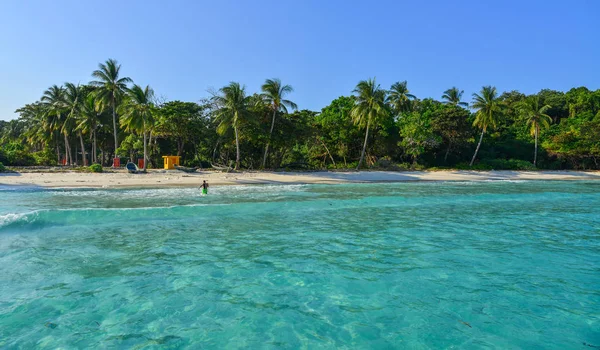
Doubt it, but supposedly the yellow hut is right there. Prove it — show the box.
[162,156,181,170]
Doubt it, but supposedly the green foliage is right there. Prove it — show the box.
[33,147,57,165]
[398,109,439,162]
[431,105,472,164]
[4,61,600,171]
[456,162,493,170]
[1,142,36,166]
[483,159,536,170]
[89,163,103,172]
[0,162,6,172]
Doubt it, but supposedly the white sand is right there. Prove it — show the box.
[1,170,600,188]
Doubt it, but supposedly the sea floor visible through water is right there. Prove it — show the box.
[0,181,599,348]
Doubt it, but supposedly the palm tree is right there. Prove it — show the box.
[212,82,250,170]
[119,84,155,171]
[64,83,87,165]
[388,81,416,115]
[518,95,552,166]
[41,85,69,164]
[442,87,468,107]
[470,86,502,166]
[351,78,388,170]
[16,102,49,152]
[260,78,297,168]
[90,58,132,157]
[79,92,103,164]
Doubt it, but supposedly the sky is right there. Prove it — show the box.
[1,0,599,121]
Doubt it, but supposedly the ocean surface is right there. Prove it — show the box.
[0,181,599,349]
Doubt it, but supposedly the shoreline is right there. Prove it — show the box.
[1,170,600,189]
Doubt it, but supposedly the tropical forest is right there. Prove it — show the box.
[1,58,600,172]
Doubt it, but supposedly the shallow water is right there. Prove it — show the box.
[0,181,599,349]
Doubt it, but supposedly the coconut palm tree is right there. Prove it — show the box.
[41,85,70,164]
[16,102,49,152]
[442,87,468,107]
[351,78,388,170]
[518,95,552,166]
[78,92,103,164]
[470,86,502,166]
[211,82,250,170]
[260,78,297,168]
[64,83,87,165]
[119,84,155,171]
[90,58,132,155]
[388,81,416,115]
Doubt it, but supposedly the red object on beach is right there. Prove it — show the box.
[138,158,144,169]
[113,158,121,168]
[61,158,66,165]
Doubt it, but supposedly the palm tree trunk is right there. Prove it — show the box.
[320,139,336,166]
[212,140,219,162]
[64,134,70,165]
[470,129,485,167]
[234,125,241,170]
[534,124,538,167]
[79,132,87,166]
[143,128,148,171]
[357,120,370,170]
[55,137,60,164]
[444,142,452,163]
[262,109,277,169]
[147,130,153,169]
[112,94,118,153]
[93,129,97,164]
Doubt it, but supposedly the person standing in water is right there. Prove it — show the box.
[200,180,209,195]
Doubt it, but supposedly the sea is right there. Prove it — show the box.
[0,181,599,349]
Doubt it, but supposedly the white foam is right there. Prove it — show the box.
[0,213,25,226]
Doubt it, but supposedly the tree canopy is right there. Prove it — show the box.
[3,59,600,171]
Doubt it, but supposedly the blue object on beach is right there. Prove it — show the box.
[126,162,139,174]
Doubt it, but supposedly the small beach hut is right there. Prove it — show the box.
[162,156,181,170]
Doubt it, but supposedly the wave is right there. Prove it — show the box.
[0,202,233,231]
[0,213,27,226]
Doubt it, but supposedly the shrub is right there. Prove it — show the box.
[89,164,103,173]
[0,162,6,172]
[456,159,536,171]
[33,148,57,166]
[6,150,36,166]
[456,162,493,170]
[483,159,536,170]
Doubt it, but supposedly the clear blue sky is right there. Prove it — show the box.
[1,0,599,120]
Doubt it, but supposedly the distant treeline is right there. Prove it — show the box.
[1,58,599,171]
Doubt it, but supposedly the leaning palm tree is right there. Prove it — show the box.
[41,85,69,164]
[260,78,297,168]
[211,82,250,170]
[90,58,132,154]
[470,86,502,166]
[119,84,155,171]
[442,87,468,107]
[518,95,552,166]
[388,81,416,115]
[351,78,388,170]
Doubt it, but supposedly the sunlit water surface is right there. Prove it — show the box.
[1,181,599,348]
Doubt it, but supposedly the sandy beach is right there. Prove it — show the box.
[1,169,600,188]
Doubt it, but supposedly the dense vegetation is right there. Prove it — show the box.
[1,59,599,171]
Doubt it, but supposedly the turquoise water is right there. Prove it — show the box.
[1,181,599,349]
